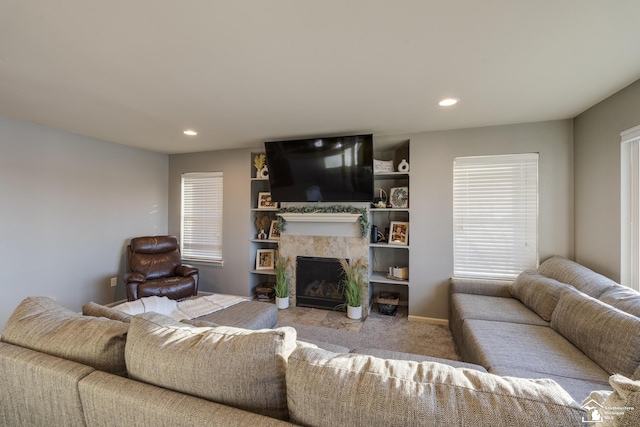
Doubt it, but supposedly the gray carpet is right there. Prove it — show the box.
[278,306,461,361]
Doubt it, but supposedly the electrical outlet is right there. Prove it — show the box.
[110,277,117,287]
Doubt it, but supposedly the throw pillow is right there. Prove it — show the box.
[537,256,616,298]
[125,312,296,421]
[286,347,584,427]
[582,374,640,426]
[551,287,640,378]
[1,297,128,376]
[510,270,566,321]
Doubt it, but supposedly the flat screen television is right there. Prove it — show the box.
[264,134,373,203]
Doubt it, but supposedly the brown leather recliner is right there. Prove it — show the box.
[124,235,199,301]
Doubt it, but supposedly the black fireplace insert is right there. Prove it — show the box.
[296,256,346,310]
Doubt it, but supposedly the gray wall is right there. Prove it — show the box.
[573,79,640,281]
[168,148,254,297]
[404,120,574,319]
[0,116,168,329]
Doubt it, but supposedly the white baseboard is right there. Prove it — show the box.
[407,315,449,326]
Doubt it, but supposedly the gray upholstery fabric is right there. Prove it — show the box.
[0,342,93,427]
[350,347,487,371]
[286,347,584,427]
[461,319,610,383]
[296,339,351,353]
[449,277,513,297]
[489,366,611,404]
[551,287,640,378]
[599,285,640,318]
[510,270,566,321]
[79,370,296,427]
[82,301,133,322]
[125,312,296,420]
[582,374,640,427]
[2,297,128,376]
[195,300,278,329]
[537,256,617,298]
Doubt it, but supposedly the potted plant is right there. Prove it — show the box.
[274,255,291,309]
[337,258,367,319]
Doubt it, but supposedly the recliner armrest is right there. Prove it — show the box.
[124,272,146,283]
[175,265,198,277]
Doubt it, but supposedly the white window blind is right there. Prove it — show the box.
[621,125,640,291]
[454,153,539,280]
[181,172,223,264]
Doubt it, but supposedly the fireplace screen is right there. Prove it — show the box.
[296,256,346,310]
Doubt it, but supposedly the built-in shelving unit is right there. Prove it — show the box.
[369,141,410,307]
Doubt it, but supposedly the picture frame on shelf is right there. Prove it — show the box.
[257,192,278,209]
[389,187,409,208]
[268,219,281,240]
[256,249,275,270]
[389,221,409,245]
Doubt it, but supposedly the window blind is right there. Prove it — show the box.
[453,153,539,279]
[181,172,223,263]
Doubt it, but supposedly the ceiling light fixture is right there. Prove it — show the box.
[438,98,459,107]
[183,130,198,136]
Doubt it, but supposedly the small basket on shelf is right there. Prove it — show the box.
[376,292,399,316]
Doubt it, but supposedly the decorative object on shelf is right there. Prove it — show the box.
[387,266,408,280]
[254,211,272,236]
[335,258,367,319]
[255,286,275,302]
[253,153,269,179]
[398,158,409,172]
[255,249,275,270]
[268,219,281,240]
[373,159,394,173]
[274,255,291,309]
[257,229,267,240]
[277,205,369,238]
[389,221,409,245]
[372,188,388,208]
[389,187,409,208]
[257,192,278,209]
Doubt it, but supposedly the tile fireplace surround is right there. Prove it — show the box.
[277,219,370,316]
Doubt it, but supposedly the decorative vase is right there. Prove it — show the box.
[398,159,409,172]
[258,166,269,179]
[347,305,362,320]
[275,296,289,309]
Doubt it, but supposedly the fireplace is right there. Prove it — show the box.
[296,256,346,310]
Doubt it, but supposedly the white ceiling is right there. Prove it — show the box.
[1,1,640,154]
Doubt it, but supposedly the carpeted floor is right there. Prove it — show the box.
[277,305,461,361]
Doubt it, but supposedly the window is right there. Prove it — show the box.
[181,172,223,264]
[453,153,539,280]
[621,125,640,291]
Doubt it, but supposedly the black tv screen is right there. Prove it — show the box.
[264,134,373,203]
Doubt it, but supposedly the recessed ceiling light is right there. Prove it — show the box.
[438,98,459,107]
[183,130,198,136]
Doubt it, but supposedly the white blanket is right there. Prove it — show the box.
[113,294,248,321]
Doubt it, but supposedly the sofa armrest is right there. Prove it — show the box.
[175,265,198,277]
[124,272,146,283]
[450,277,513,297]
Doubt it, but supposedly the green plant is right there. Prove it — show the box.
[336,258,367,308]
[277,205,370,238]
[274,255,291,298]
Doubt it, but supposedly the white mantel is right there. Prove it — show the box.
[277,212,366,238]
[277,212,361,223]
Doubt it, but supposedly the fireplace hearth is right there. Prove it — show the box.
[296,256,346,310]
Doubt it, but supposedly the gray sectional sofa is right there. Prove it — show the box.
[450,256,640,404]
[0,296,590,426]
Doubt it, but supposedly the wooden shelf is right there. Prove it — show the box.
[369,271,409,286]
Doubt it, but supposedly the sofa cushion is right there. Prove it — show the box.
[598,285,640,318]
[286,347,584,427]
[125,312,296,420]
[1,297,128,376]
[82,301,133,322]
[350,347,487,372]
[510,270,566,321]
[489,366,610,403]
[537,256,616,298]
[193,300,278,330]
[451,293,549,326]
[461,319,610,383]
[551,287,640,378]
[582,374,640,426]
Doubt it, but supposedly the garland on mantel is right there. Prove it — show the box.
[277,205,370,238]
